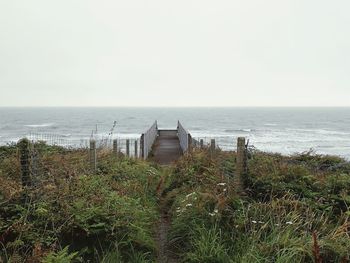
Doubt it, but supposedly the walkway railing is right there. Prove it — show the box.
[177,121,192,153]
[141,121,158,159]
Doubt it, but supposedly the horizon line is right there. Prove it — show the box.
[0,105,350,108]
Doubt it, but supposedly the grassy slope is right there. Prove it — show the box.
[0,144,161,262]
[163,149,350,263]
[0,144,349,262]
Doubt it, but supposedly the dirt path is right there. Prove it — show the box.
[156,202,178,263]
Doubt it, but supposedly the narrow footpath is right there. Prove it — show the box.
[156,199,178,263]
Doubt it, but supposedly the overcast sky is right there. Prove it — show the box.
[0,1,349,107]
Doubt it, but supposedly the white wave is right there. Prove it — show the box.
[24,123,55,128]
[286,128,350,136]
[114,133,141,139]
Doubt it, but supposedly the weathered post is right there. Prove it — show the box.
[18,138,31,187]
[113,139,118,155]
[126,139,130,157]
[134,140,138,158]
[235,137,246,192]
[89,139,97,171]
[187,134,192,152]
[200,139,204,149]
[210,139,216,153]
[140,134,145,159]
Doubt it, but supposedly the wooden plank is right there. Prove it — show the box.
[151,130,182,165]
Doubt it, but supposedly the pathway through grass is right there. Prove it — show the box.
[155,168,179,263]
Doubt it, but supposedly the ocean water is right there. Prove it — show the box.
[0,107,350,159]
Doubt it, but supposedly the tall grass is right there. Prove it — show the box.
[164,148,350,262]
[1,144,349,262]
[0,144,160,262]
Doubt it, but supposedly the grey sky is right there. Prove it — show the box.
[0,0,349,107]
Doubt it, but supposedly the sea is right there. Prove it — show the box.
[0,107,350,159]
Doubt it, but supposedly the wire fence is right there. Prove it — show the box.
[192,136,239,151]
[26,133,245,155]
[4,132,250,191]
[13,133,143,188]
[27,133,141,157]
[11,136,143,190]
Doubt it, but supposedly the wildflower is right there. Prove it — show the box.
[217,183,226,186]
[186,192,196,198]
[214,209,218,213]
[286,221,293,225]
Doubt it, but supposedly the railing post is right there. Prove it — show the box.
[18,138,31,187]
[126,139,130,157]
[113,139,118,155]
[89,139,97,171]
[200,139,204,149]
[235,137,246,192]
[134,140,138,158]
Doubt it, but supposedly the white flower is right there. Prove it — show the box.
[214,209,218,213]
[252,220,257,224]
[217,183,226,186]
[186,192,196,198]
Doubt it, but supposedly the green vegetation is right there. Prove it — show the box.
[0,144,160,262]
[0,143,349,262]
[164,150,350,262]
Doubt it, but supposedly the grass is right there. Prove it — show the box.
[0,143,160,262]
[0,143,349,262]
[164,149,350,263]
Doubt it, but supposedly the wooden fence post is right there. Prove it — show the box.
[210,139,216,153]
[126,139,130,157]
[200,139,204,149]
[140,134,145,159]
[18,138,31,187]
[113,139,118,155]
[235,137,246,191]
[90,139,97,171]
[134,140,138,158]
[187,134,192,152]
